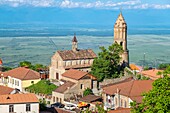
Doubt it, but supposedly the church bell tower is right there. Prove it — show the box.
[114,12,129,65]
[72,34,78,52]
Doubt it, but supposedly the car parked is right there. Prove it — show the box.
[64,104,76,110]
[51,102,65,108]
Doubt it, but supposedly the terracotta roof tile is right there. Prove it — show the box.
[55,108,72,113]
[0,58,2,65]
[108,108,130,113]
[57,49,97,60]
[79,94,102,103]
[62,69,88,80]
[103,80,153,103]
[0,93,39,104]
[140,69,163,80]
[2,67,40,80]
[54,81,75,93]
[0,85,14,95]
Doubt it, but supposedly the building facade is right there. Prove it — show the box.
[113,12,129,65]
[102,80,153,110]
[0,93,39,113]
[0,67,41,92]
[49,35,97,80]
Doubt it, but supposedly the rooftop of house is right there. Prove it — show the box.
[54,81,75,94]
[55,108,72,113]
[0,85,14,95]
[62,69,96,80]
[0,93,39,104]
[108,108,130,113]
[0,58,2,65]
[130,64,143,71]
[57,49,97,61]
[79,94,102,103]
[1,67,40,80]
[140,69,164,80]
[103,80,153,103]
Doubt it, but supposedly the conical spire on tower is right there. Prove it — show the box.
[72,33,78,52]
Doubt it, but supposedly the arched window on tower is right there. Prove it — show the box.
[120,42,123,46]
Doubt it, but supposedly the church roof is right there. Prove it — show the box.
[57,49,97,60]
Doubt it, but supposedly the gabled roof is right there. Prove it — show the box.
[62,69,96,80]
[2,67,40,80]
[140,69,163,80]
[54,81,75,94]
[0,85,14,95]
[103,80,153,103]
[79,94,102,103]
[0,93,39,104]
[57,49,97,61]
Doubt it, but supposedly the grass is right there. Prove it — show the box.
[26,80,57,95]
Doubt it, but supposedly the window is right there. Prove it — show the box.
[31,81,34,84]
[26,104,31,111]
[124,100,127,107]
[120,42,123,46]
[12,79,14,84]
[115,98,117,105]
[9,105,14,113]
[53,96,55,102]
[80,84,84,89]
[121,99,123,107]
[56,97,58,102]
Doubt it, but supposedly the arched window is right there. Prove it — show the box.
[120,42,123,46]
[121,99,123,107]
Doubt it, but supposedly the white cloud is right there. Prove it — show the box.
[0,0,170,9]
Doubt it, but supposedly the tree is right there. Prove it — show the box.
[131,66,170,113]
[83,88,93,96]
[19,61,32,68]
[91,43,123,81]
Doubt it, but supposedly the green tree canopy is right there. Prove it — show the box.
[131,66,170,113]
[91,43,123,81]
[83,88,93,96]
[19,61,32,68]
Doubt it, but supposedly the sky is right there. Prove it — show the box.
[0,0,170,26]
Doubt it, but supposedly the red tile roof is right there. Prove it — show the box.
[140,69,163,80]
[57,49,97,60]
[0,58,2,65]
[0,93,39,104]
[62,69,96,80]
[79,94,102,103]
[55,108,72,113]
[103,80,153,103]
[2,67,40,80]
[54,81,75,94]
[108,108,130,113]
[0,85,14,95]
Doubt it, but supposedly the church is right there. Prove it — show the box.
[49,35,97,80]
[49,12,129,80]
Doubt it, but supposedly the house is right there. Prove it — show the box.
[0,93,39,113]
[102,80,153,110]
[140,69,163,80]
[52,69,97,104]
[0,67,41,92]
[49,35,97,80]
